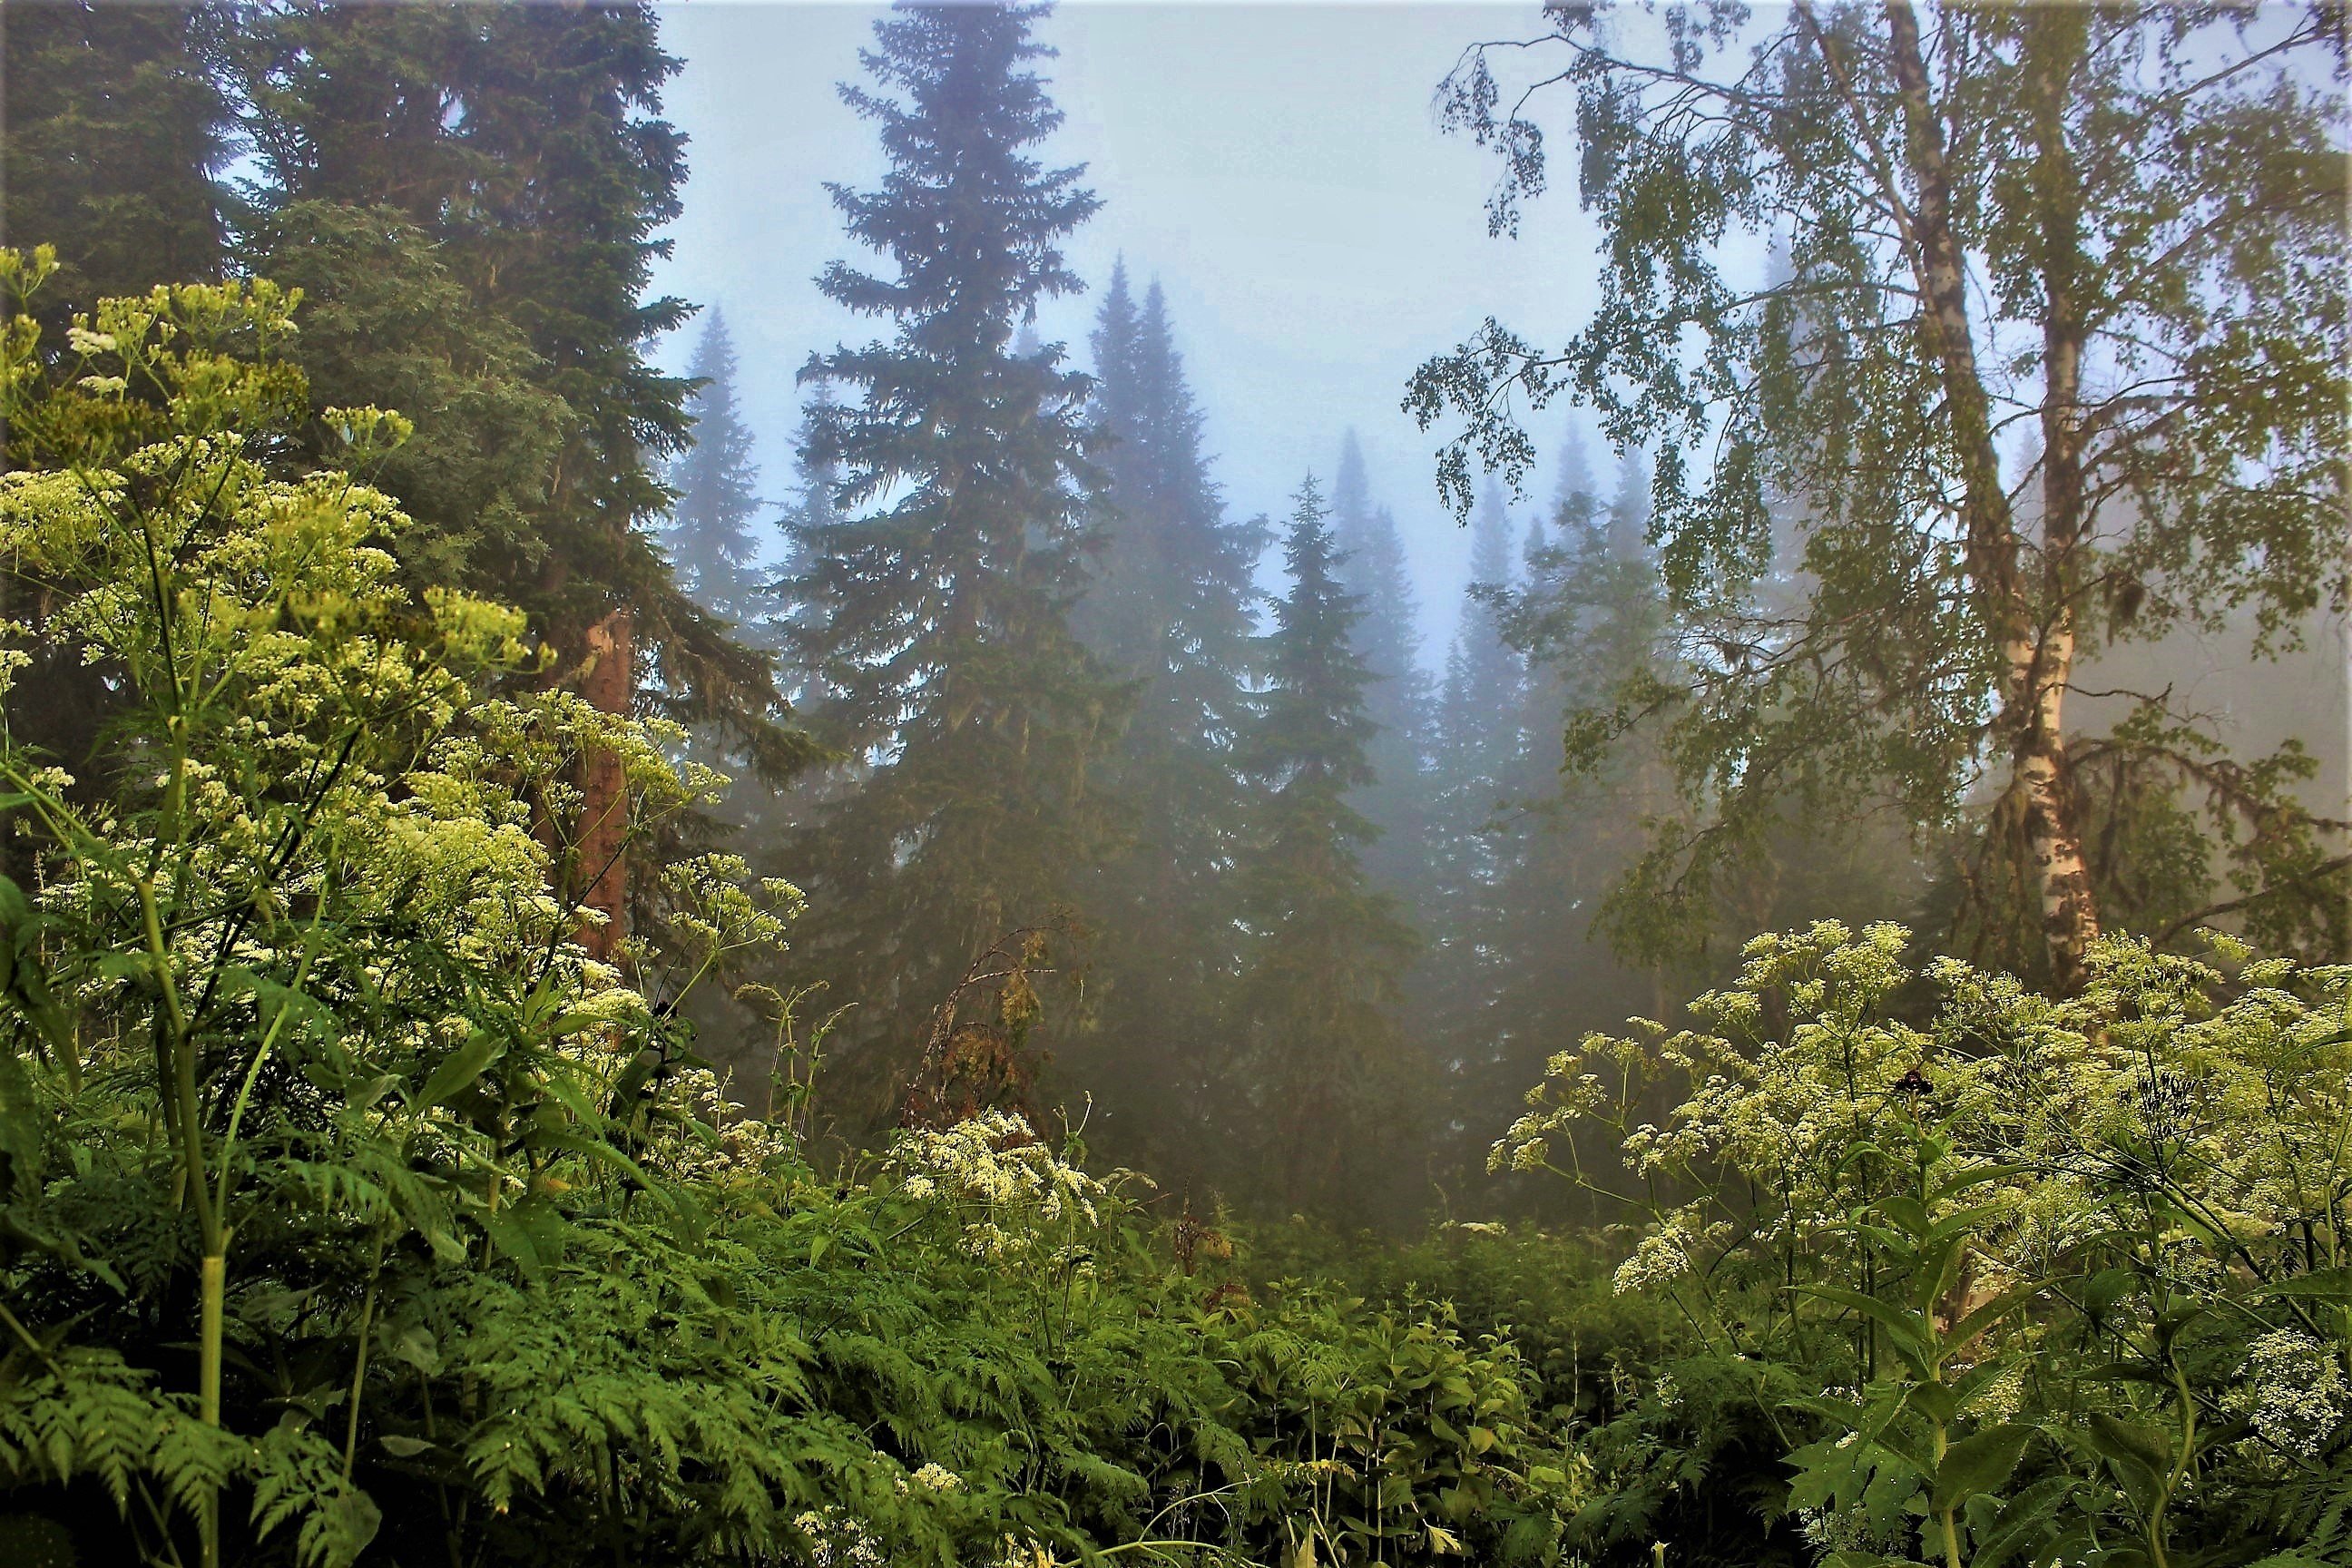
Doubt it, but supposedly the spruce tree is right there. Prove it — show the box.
[666,310,771,643]
[780,2,1123,1112]
[1328,430,1436,916]
[2,0,230,324]
[1430,479,1528,908]
[1457,437,1661,1191]
[1423,479,1528,1126]
[1230,478,1418,1218]
[771,386,844,692]
[238,1,807,779]
[1069,260,1265,1174]
[238,1,815,956]
[0,2,238,854]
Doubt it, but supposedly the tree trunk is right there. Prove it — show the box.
[2019,5,2100,992]
[577,607,632,963]
[1880,1,2102,988]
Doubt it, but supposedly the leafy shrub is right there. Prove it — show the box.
[1495,919,2352,1567]
[1250,1221,1811,1566]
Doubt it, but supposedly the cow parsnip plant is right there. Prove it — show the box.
[0,247,769,1564]
[1494,920,2352,1567]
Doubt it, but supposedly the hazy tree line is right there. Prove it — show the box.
[647,6,1757,1218]
[10,0,2343,1234]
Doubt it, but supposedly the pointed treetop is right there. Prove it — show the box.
[1333,427,1372,528]
[821,3,1096,333]
[1553,420,1596,514]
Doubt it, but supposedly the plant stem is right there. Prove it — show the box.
[343,1230,387,1483]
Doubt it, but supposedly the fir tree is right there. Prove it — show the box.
[772,384,844,687]
[238,1,808,779]
[1068,260,1265,1174]
[666,310,771,642]
[1328,430,1436,916]
[1456,436,1661,1192]
[780,2,1122,1112]
[2,0,230,324]
[1229,478,1418,1218]
[1422,480,1528,1126]
[0,1,238,833]
[239,2,816,956]
[1430,479,1528,906]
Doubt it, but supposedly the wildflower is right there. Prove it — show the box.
[2231,1329,2347,1457]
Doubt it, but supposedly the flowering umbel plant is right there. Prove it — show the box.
[1494,919,2352,1567]
[0,249,774,1566]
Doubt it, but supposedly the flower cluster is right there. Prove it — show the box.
[790,1507,883,1568]
[2230,1329,2348,1458]
[886,1111,1106,1259]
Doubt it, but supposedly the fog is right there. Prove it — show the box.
[651,1,1610,657]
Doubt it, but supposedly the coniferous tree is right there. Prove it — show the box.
[1229,478,1418,1218]
[1455,439,1661,1190]
[1328,430,1436,916]
[666,310,771,643]
[1068,260,1265,1174]
[780,2,1122,1114]
[0,2,239,833]
[237,2,814,956]
[1422,480,1529,1138]
[2,0,230,325]
[772,385,844,689]
[1429,480,1528,915]
[237,1,806,776]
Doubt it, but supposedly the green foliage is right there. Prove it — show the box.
[1067,261,1266,1191]
[1226,480,1421,1219]
[234,0,809,780]
[1,0,230,323]
[1326,432,1436,922]
[1497,917,2352,1567]
[666,310,773,644]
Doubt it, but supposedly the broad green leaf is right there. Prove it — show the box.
[1799,1285,1930,1354]
[1930,1423,2034,1510]
[416,1028,504,1109]
[2083,1413,2171,1482]
[2259,1268,2352,1299]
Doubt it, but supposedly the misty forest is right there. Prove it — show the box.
[1,1,2348,1564]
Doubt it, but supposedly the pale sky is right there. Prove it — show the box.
[648,2,1610,660]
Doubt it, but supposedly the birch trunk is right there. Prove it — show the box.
[1881,1,2102,987]
[2019,5,2101,991]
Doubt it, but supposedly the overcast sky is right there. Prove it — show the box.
[648,1,1614,660]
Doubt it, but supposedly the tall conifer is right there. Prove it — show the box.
[238,1,806,778]
[780,2,1122,1111]
[1423,480,1528,1114]
[3,0,230,323]
[1458,435,1646,1161]
[666,310,770,643]
[0,2,238,819]
[1328,430,1436,916]
[1070,261,1264,1171]
[1230,479,1418,1217]
[1431,480,1528,903]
